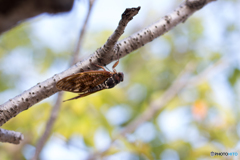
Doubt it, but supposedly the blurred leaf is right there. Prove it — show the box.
[228,68,240,86]
[0,23,31,49]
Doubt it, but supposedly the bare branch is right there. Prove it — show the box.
[72,0,96,64]
[120,58,226,136]
[0,1,216,129]
[31,92,63,160]
[0,128,24,144]
[120,62,195,135]
[87,58,226,159]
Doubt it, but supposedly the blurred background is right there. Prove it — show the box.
[0,0,240,159]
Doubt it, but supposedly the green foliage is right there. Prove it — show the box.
[0,23,31,49]
[0,0,239,159]
[228,68,240,86]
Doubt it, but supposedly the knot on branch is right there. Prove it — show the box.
[186,0,206,9]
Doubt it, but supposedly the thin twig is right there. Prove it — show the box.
[31,92,63,160]
[86,62,195,160]
[72,0,96,64]
[120,62,195,135]
[87,57,227,159]
[121,59,227,136]
[31,1,97,159]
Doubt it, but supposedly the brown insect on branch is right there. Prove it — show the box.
[31,3,137,160]
[0,0,216,144]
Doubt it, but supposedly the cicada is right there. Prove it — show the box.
[56,57,124,102]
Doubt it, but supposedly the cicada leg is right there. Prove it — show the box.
[92,63,107,71]
[112,53,120,73]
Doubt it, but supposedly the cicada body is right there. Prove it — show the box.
[56,59,124,102]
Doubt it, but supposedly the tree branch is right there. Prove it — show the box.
[87,57,227,159]
[120,62,195,135]
[120,57,226,136]
[0,128,24,144]
[0,0,216,138]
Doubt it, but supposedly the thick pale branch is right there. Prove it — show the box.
[0,128,24,144]
[0,1,216,129]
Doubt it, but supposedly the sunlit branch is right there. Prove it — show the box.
[0,0,216,141]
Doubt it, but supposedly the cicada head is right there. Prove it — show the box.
[114,72,124,84]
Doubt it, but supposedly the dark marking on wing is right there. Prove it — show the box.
[56,71,112,93]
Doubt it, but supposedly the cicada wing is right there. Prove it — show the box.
[56,71,111,93]
[62,89,104,102]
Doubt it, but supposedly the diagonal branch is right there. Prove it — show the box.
[87,57,227,159]
[120,62,195,136]
[31,92,63,160]
[87,62,196,160]
[120,57,226,136]
[0,0,216,132]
